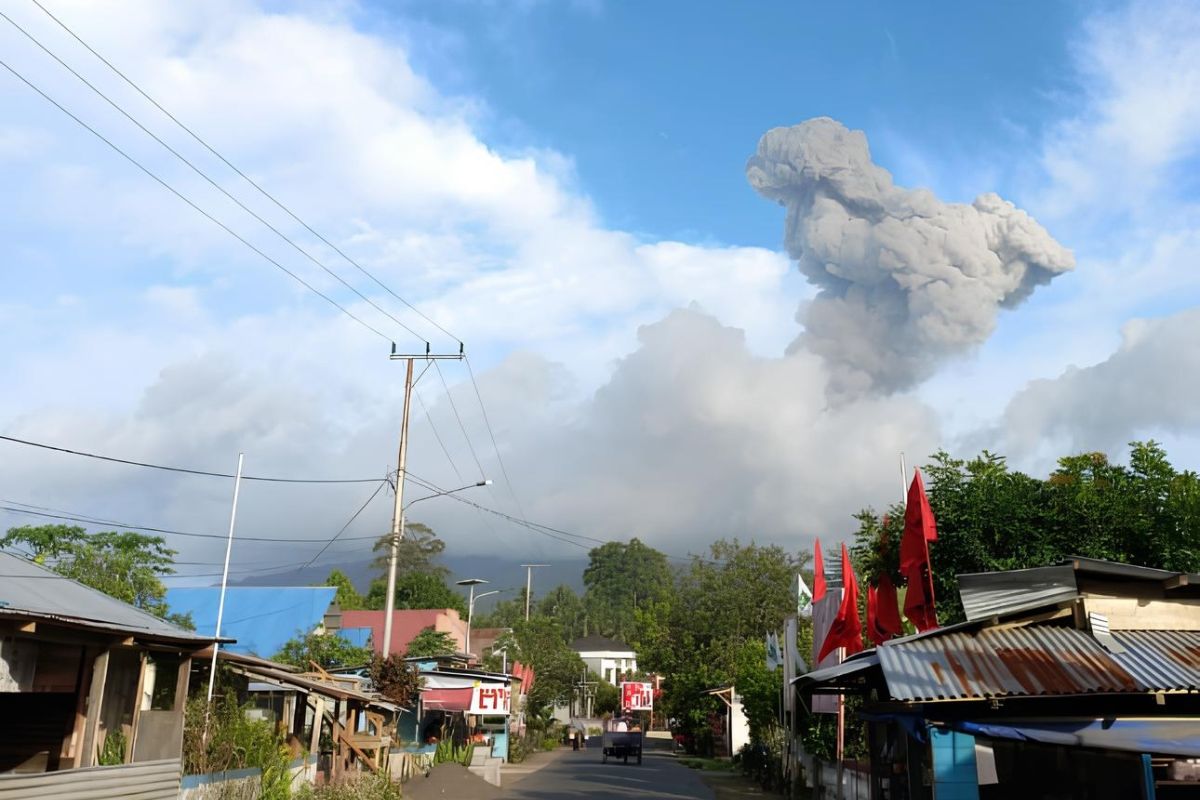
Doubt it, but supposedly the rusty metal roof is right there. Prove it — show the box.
[877,624,1144,701]
[1110,630,1200,692]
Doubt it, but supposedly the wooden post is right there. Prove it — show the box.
[309,696,324,757]
[174,658,191,711]
[79,649,111,767]
[127,652,149,763]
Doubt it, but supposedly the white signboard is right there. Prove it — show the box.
[620,681,653,711]
[469,684,511,716]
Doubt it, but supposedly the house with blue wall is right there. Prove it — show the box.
[165,586,338,659]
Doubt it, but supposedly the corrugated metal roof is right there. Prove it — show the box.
[1110,630,1200,692]
[958,565,1078,622]
[0,552,213,644]
[877,624,1143,701]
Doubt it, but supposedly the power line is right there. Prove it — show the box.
[0,501,381,544]
[298,480,388,571]
[25,0,462,348]
[464,356,527,519]
[0,9,428,345]
[433,361,488,480]
[0,57,392,343]
[415,391,464,485]
[0,434,387,484]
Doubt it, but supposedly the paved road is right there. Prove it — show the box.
[500,739,716,800]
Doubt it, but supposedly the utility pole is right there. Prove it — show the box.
[208,453,245,703]
[520,563,549,621]
[382,346,465,656]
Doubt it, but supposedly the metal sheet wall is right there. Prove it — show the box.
[0,758,181,800]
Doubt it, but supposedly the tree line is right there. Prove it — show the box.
[7,440,1200,758]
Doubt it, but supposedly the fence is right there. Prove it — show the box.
[178,755,317,800]
[387,749,435,783]
[0,758,181,800]
[797,755,871,800]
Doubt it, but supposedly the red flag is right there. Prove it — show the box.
[876,573,903,638]
[817,544,863,662]
[813,538,826,602]
[900,469,938,631]
[901,470,937,572]
[903,563,937,631]
[866,585,882,647]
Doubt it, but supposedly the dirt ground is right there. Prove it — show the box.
[400,763,503,800]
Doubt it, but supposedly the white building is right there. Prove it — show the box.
[570,635,637,685]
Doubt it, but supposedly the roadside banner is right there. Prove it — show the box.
[469,683,512,715]
[620,681,654,711]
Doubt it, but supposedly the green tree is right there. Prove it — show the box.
[592,674,620,716]
[364,571,467,616]
[370,522,448,578]
[536,584,587,641]
[322,568,364,610]
[405,626,457,658]
[2,524,192,626]
[273,631,372,669]
[583,538,674,642]
[851,442,1200,625]
[506,617,586,711]
[640,539,803,754]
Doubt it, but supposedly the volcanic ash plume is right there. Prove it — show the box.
[747,117,1075,398]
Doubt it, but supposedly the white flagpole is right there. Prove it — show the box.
[207,452,245,702]
[900,451,908,504]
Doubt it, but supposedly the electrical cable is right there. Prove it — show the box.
[0,434,387,484]
[298,479,387,570]
[26,0,462,348]
[0,9,427,345]
[464,356,527,519]
[0,57,392,343]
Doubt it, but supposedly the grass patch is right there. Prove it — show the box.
[678,757,736,772]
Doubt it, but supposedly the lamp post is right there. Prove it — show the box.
[456,579,499,658]
[382,479,491,655]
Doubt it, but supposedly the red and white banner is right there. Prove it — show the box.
[469,684,511,715]
[620,681,653,711]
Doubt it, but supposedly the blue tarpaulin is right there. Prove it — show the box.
[949,718,1200,758]
[165,586,336,657]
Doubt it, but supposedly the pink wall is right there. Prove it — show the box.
[341,609,467,656]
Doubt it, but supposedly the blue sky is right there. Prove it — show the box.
[378,0,1084,245]
[3,0,1200,579]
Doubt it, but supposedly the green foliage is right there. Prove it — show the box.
[593,674,620,716]
[583,538,674,642]
[97,729,127,766]
[370,522,447,578]
[364,571,467,616]
[433,740,474,766]
[368,654,422,707]
[323,569,364,610]
[536,584,587,641]
[640,539,803,754]
[852,442,1200,624]
[2,525,187,622]
[508,616,586,710]
[294,774,401,800]
[273,632,372,670]
[182,691,291,788]
[404,626,457,658]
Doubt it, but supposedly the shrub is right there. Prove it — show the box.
[293,773,401,800]
[182,692,292,799]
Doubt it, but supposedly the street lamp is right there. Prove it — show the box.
[382,479,491,655]
[456,578,499,658]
